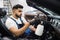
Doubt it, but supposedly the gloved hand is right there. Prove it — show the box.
[29,13,47,25]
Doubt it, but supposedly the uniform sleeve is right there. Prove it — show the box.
[5,18,17,29]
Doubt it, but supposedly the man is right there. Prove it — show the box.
[5,4,36,37]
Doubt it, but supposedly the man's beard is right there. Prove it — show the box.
[15,14,21,18]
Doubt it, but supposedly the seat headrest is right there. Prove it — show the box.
[0,8,6,18]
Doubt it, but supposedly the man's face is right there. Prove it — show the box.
[13,8,23,18]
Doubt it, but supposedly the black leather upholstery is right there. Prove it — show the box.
[0,9,16,39]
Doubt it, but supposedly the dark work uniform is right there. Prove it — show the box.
[9,17,31,38]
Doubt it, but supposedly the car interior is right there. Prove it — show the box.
[0,0,60,40]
